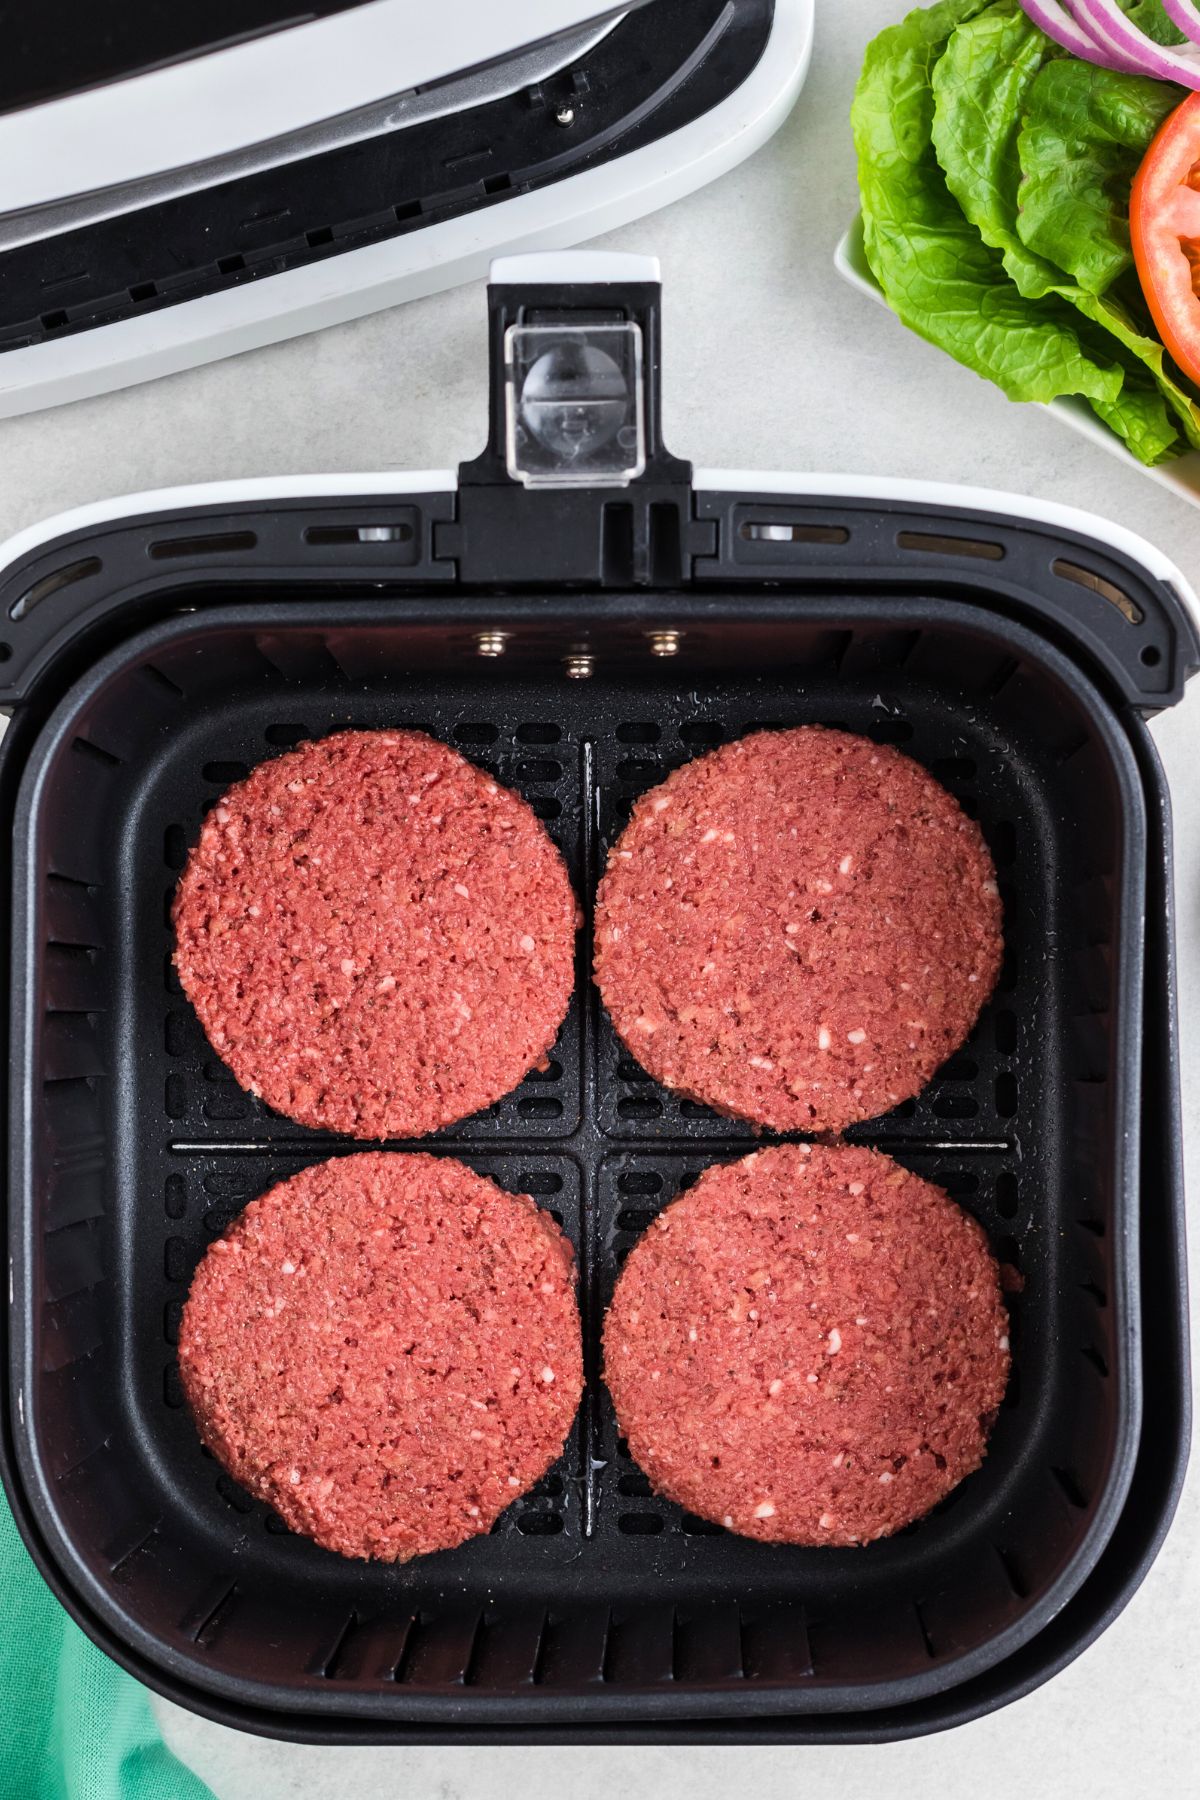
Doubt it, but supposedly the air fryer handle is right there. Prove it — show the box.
[695,487,1200,711]
[450,250,707,586]
[461,250,689,489]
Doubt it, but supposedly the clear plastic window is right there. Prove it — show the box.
[504,320,645,488]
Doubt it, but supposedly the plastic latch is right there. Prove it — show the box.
[454,251,694,584]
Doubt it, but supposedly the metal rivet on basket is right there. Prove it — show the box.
[564,648,594,680]
[647,630,682,657]
[555,106,576,127]
[476,631,509,657]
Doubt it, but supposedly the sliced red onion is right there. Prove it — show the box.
[1018,0,1143,71]
[1071,0,1200,85]
[1160,0,1200,46]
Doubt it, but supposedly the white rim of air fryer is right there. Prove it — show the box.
[0,464,1193,631]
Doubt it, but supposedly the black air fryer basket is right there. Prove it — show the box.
[1,257,1193,1743]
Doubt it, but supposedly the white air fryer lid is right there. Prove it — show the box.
[0,0,814,419]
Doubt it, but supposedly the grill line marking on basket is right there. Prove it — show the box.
[167,1137,1017,1155]
[580,732,601,1544]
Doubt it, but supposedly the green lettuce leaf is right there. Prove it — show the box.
[931,0,1061,300]
[852,0,1181,461]
[1016,57,1179,293]
[1123,0,1188,46]
[929,2,1193,459]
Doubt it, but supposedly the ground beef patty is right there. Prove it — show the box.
[173,728,576,1139]
[179,1153,584,1562]
[604,1144,1009,1546]
[594,727,1001,1133]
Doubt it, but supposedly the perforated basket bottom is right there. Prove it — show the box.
[29,637,1127,1717]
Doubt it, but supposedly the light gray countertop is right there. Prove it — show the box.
[2,5,1195,1793]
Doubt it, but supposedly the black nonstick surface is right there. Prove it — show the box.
[10,595,1146,1724]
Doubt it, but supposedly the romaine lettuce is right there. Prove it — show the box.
[1016,58,1178,294]
[930,3,1197,454]
[854,0,1199,462]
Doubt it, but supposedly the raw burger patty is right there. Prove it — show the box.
[594,726,1002,1133]
[179,1153,584,1562]
[604,1144,1010,1546]
[173,728,576,1138]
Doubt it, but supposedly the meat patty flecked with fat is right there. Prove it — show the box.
[173,728,577,1138]
[604,1143,1010,1546]
[594,727,1002,1133]
[179,1153,584,1562]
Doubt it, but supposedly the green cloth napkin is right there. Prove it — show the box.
[2,1494,215,1800]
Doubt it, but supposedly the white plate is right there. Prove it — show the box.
[834,214,1200,512]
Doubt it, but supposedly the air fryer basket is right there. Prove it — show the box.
[1,260,1193,1740]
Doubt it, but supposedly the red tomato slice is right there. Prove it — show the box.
[1132,93,1200,389]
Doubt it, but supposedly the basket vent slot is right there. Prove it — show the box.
[616,1208,657,1232]
[187,1581,239,1648]
[617,1171,663,1196]
[516,1171,563,1196]
[740,521,849,545]
[1051,558,1143,624]
[617,1096,662,1120]
[680,1513,725,1537]
[264,722,310,746]
[303,523,413,546]
[517,1096,562,1118]
[897,530,1005,562]
[517,1512,563,1536]
[148,530,257,561]
[10,555,101,621]
[314,1612,359,1679]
